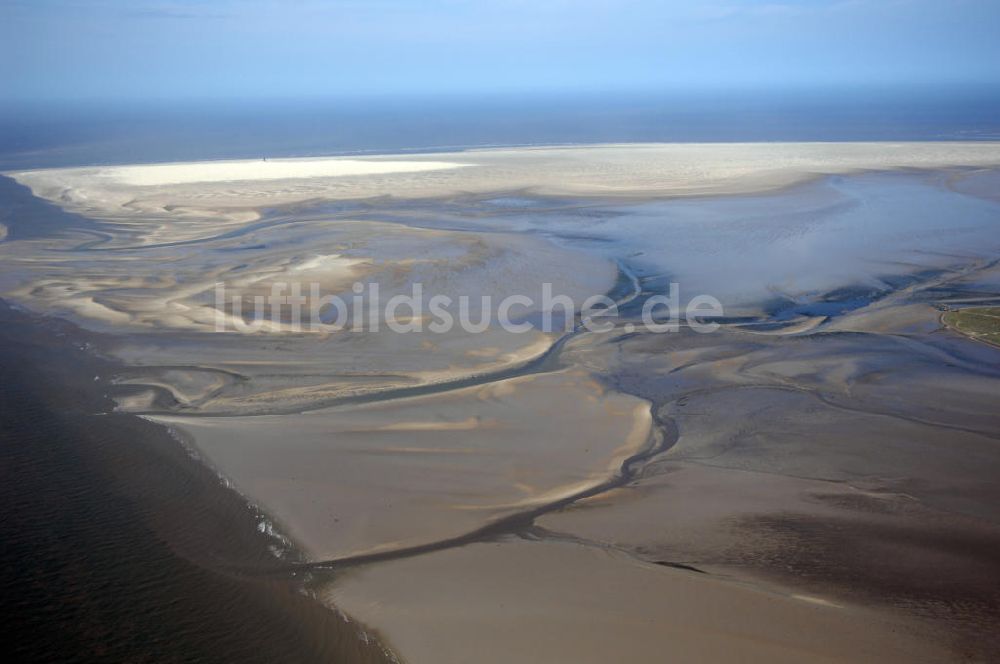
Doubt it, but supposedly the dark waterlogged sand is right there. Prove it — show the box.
[3,145,1000,662]
[0,302,394,663]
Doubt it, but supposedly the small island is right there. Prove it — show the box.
[943,307,1000,347]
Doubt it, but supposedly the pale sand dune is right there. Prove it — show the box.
[327,539,948,664]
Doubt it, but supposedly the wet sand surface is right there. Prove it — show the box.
[154,370,652,560]
[0,302,395,664]
[3,144,1000,662]
[326,539,953,664]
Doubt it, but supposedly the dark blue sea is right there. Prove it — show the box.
[1,87,998,171]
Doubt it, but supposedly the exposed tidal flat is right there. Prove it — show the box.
[3,143,1000,662]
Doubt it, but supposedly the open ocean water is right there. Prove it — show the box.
[1,88,998,171]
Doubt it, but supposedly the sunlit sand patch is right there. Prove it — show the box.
[96,157,467,186]
[112,389,158,411]
[112,368,234,407]
[792,595,844,608]
[374,416,488,432]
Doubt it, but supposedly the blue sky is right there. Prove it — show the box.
[3,0,1000,101]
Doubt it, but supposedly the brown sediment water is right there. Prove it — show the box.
[0,300,396,664]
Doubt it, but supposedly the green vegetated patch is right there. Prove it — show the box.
[943,307,1000,347]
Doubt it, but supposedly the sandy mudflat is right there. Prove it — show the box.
[3,144,1000,662]
[151,369,652,560]
[327,538,950,664]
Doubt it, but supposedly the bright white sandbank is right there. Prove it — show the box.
[99,157,466,186]
[8,143,1000,248]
